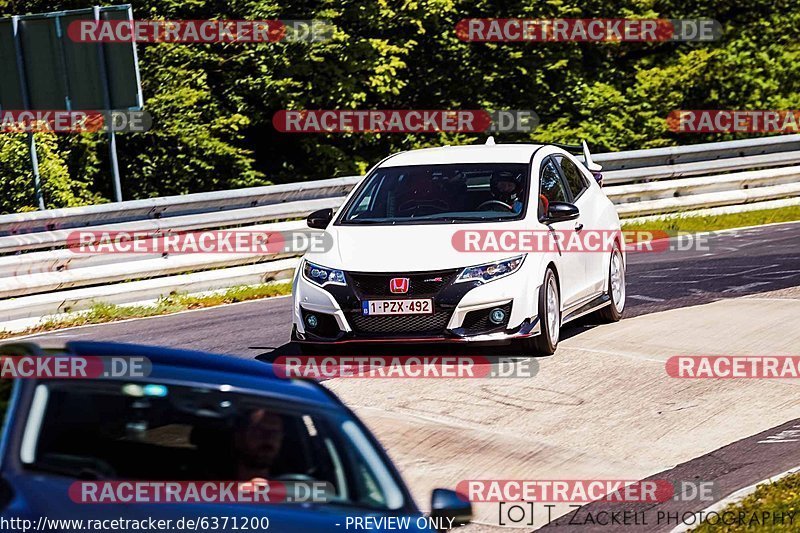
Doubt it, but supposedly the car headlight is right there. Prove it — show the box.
[303,260,347,287]
[456,255,525,284]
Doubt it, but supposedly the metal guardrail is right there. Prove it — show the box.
[0,199,341,253]
[0,259,300,322]
[0,176,361,237]
[605,166,800,203]
[1,136,799,329]
[602,151,800,184]
[3,135,799,236]
[594,134,800,170]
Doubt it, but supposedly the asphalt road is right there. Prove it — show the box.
[539,417,800,532]
[624,221,800,317]
[12,220,800,532]
[23,221,800,356]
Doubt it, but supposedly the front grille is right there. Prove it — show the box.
[349,269,459,297]
[347,311,452,336]
[460,302,512,336]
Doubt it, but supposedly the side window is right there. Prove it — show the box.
[539,158,568,218]
[555,155,589,200]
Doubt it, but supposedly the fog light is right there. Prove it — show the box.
[489,308,506,325]
[305,314,319,329]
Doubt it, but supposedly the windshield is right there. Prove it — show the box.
[339,163,529,224]
[20,381,405,511]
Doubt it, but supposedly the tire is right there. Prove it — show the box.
[596,243,626,322]
[521,268,560,355]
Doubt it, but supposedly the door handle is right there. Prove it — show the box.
[575,223,584,232]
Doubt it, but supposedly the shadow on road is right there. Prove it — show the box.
[255,339,556,364]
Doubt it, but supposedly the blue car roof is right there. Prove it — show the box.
[61,341,336,407]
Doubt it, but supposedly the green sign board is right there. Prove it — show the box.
[0,5,143,207]
[0,5,142,112]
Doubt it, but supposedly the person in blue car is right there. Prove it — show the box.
[233,409,285,481]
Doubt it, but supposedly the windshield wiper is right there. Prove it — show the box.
[423,215,509,222]
[343,218,398,225]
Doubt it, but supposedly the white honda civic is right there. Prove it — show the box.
[291,140,626,354]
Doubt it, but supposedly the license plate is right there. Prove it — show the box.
[362,299,433,315]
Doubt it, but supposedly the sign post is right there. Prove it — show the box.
[0,5,143,208]
[10,15,45,210]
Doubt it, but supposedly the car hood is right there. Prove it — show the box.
[305,223,521,272]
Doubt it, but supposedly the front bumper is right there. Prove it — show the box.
[291,321,541,346]
[292,265,540,345]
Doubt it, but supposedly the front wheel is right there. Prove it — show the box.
[596,244,625,322]
[521,268,560,355]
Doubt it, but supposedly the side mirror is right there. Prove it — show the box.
[306,208,333,230]
[592,171,604,187]
[545,201,580,223]
[429,488,472,531]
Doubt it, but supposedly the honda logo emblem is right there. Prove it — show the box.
[389,277,410,294]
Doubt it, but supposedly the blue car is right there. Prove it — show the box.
[0,341,471,532]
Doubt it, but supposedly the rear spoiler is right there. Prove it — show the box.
[551,141,603,172]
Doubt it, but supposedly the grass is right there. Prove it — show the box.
[690,472,800,532]
[0,282,292,341]
[622,205,800,233]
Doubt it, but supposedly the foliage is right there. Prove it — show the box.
[0,134,102,213]
[691,472,800,532]
[1,0,798,210]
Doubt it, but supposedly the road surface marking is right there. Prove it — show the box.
[629,295,665,302]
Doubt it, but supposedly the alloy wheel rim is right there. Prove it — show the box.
[611,251,625,312]
[546,276,560,343]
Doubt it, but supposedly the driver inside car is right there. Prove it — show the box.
[489,172,524,214]
[232,409,336,503]
[233,408,285,482]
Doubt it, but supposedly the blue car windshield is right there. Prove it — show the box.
[339,163,529,225]
[20,380,405,511]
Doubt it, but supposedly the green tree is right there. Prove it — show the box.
[0,134,101,213]
[1,0,798,211]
